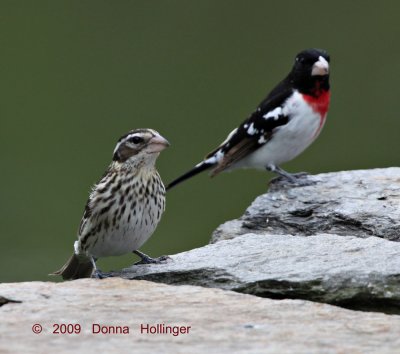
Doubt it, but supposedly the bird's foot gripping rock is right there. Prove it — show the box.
[133,250,171,265]
[91,269,114,279]
[270,171,316,188]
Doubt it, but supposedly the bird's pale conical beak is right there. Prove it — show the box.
[147,134,170,153]
[311,56,329,76]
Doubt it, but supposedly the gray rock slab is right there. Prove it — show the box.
[1,279,400,354]
[116,233,400,313]
[212,168,400,243]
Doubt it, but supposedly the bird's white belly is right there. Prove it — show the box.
[86,197,163,258]
[235,92,325,170]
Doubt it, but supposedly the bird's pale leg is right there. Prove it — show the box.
[133,250,170,265]
[90,257,112,279]
[266,164,310,185]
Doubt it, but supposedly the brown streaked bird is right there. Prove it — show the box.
[52,128,170,280]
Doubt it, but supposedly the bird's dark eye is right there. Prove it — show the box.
[128,136,143,144]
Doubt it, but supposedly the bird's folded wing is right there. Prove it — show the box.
[209,136,257,176]
[209,113,289,176]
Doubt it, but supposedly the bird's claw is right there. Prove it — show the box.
[134,255,171,265]
[270,172,316,187]
[288,171,309,178]
[91,269,113,279]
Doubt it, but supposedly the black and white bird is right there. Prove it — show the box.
[167,48,330,190]
[52,129,170,280]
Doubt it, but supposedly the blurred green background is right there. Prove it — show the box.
[1,1,399,282]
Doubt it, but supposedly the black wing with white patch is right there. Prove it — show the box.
[207,86,293,175]
[165,82,294,190]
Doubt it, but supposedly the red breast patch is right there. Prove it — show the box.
[302,90,330,118]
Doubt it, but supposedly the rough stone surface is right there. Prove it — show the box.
[116,233,400,313]
[212,168,400,243]
[1,279,400,354]
[4,168,400,351]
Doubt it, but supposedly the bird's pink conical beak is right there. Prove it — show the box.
[311,56,329,76]
[147,134,170,153]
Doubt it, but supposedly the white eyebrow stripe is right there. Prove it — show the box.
[114,133,143,154]
[113,141,122,155]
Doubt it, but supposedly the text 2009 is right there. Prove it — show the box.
[53,324,81,334]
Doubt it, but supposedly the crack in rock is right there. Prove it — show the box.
[213,168,400,242]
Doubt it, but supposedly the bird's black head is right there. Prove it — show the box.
[289,48,330,95]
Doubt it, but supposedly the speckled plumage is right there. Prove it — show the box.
[77,165,165,258]
[52,129,169,280]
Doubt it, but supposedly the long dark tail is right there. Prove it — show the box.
[50,253,94,280]
[166,162,213,190]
